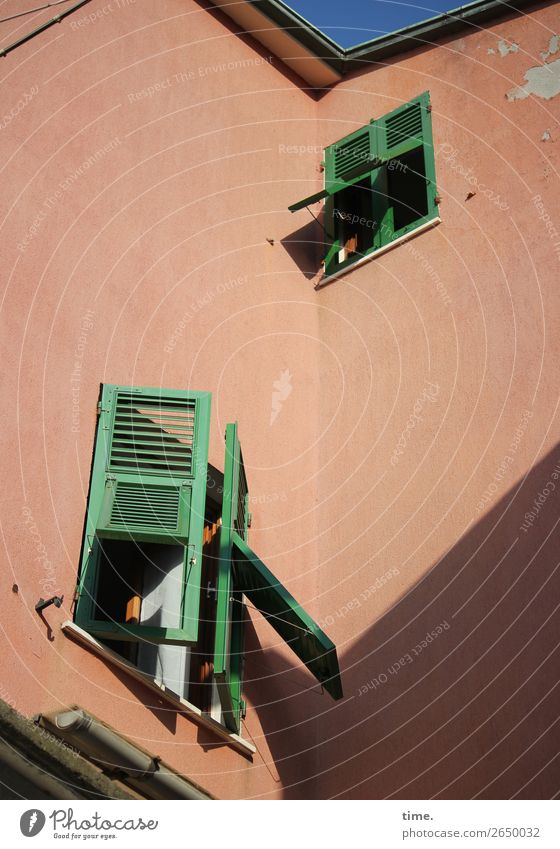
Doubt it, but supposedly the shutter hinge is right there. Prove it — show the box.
[247,513,252,529]
[240,699,247,720]
[427,104,432,112]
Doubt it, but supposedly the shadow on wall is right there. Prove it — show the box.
[70,638,179,736]
[281,219,325,281]
[65,444,560,797]
[244,443,560,799]
[191,0,323,98]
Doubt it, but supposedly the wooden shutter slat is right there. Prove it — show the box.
[75,384,211,646]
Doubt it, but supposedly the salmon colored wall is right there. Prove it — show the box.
[0,0,323,800]
[305,4,560,799]
[1,0,559,799]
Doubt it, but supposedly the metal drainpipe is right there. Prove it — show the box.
[50,710,211,800]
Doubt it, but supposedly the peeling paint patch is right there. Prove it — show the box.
[507,56,560,101]
[541,130,552,141]
[487,48,495,55]
[541,35,559,62]
[497,39,519,56]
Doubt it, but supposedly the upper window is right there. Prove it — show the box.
[289,92,439,280]
[74,385,343,738]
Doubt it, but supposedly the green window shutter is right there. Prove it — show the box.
[75,384,211,645]
[288,187,331,213]
[232,532,343,701]
[213,424,343,732]
[96,389,200,544]
[372,92,438,246]
[372,92,429,162]
[288,125,376,213]
[320,126,379,275]
[323,237,342,273]
[290,92,438,276]
[290,125,380,274]
[324,124,377,193]
[213,422,248,732]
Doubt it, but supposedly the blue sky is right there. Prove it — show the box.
[284,0,460,47]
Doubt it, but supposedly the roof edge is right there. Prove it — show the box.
[343,0,545,70]
[208,0,551,85]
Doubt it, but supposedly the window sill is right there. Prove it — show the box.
[61,621,256,758]
[316,215,441,289]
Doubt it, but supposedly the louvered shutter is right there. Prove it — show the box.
[372,92,430,162]
[232,532,343,701]
[371,91,437,246]
[288,125,377,213]
[96,390,200,544]
[213,422,248,732]
[75,384,211,645]
[324,124,377,193]
[213,427,343,726]
[290,92,438,274]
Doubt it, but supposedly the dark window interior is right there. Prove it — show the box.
[387,147,428,231]
[332,178,373,261]
[95,539,150,625]
[98,465,225,713]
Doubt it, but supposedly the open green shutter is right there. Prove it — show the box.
[372,91,432,163]
[322,124,379,274]
[291,93,437,270]
[213,422,248,732]
[288,187,331,213]
[232,532,343,700]
[75,384,211,645]
[372,91,431,162]
[371,92,437,245]
[324,124,377,192]
[213,424,343,727]
[96,389,201,545]
[288,124,377,214]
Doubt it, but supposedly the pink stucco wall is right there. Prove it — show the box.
[1,0,559,798]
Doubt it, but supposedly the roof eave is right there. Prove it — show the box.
[208,0,548,87]
[343,0,543,72]
[207,0,343,87]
